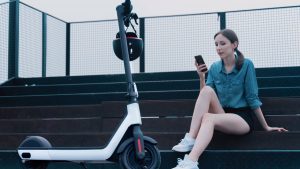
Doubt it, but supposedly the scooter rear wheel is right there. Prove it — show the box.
[23,160,48,169]
[119,141,161,169]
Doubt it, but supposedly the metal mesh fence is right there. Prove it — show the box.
[2,3,300,78]
[70,20,140,76]
[46,15,66,77]
[144,14,220,72]
[0,3,9,83]
[19,3,42,77]
[226,7,300,68]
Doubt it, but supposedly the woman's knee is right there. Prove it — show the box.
[200,86,215,97]
[201,113,215,125]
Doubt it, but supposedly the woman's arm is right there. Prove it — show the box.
[244,60,287,132]
[253,107,288,132]
[200,75,206,91]
[253,107,269,130]
[195,62,208,91]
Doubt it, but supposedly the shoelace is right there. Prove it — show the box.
[177,158,187,167]
[177,157,199,168]
[179,138,189,145]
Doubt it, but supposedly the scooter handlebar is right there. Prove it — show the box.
[122,0,132,16]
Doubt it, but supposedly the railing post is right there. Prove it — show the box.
[42,13,47,77]
[139,18,145,73]
[66,23,71,76]
[218,12,226,30]
[8,0,20,78]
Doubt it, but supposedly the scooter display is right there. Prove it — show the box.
[17,0,161,169]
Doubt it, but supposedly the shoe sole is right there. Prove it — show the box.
[171,147,192,152]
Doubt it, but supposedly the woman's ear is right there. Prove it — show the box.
[233,41,238,49]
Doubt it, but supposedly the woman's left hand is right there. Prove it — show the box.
[265,126,288,132]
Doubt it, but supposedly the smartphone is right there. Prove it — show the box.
[194,55,208,72]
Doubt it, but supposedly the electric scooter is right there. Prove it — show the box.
[17,0,161,168]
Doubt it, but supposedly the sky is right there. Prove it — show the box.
[1,0,300,22]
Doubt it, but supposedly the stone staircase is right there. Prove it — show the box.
[0,66,299,169]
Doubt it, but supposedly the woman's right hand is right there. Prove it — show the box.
[195,61,208,80]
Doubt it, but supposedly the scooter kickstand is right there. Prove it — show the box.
[79,162,88,169]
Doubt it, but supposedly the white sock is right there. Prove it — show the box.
[185,133,196,142]
[184,154,198,164]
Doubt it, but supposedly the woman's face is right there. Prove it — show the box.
[214,34,237,59]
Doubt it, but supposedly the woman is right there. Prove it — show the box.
[172,29,288,169]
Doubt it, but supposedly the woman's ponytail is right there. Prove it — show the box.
[235,48,244,70]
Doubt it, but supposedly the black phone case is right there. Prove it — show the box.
[194,55,207,72]
[194,55,205,65]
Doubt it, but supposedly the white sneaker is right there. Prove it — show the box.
[172,133,195,152]
[172,154,199,169]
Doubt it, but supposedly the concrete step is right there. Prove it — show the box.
[2,150,300,169]
[0,88,299,107]
[3,66,299,86]
[0,104,103,119]
[0,98,298,118]
[0,115,297,133]
[1,76,299,96]
[0,117,104,133]
[0,131,299,150]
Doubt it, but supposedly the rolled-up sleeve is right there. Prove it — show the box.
[244,60,262,109]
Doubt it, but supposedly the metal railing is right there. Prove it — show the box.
[1,1,299,83]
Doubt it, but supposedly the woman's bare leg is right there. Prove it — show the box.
[188,113,250,161]
[188,86,225,138]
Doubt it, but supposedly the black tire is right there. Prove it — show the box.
[119,141,161,169]
[24,160,48,169]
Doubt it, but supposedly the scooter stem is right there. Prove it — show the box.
[116,0,145,159]
[116,4,138,103]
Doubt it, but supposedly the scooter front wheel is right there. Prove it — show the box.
[119,141,161,169]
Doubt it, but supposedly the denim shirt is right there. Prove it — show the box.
[206,58,262,110]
